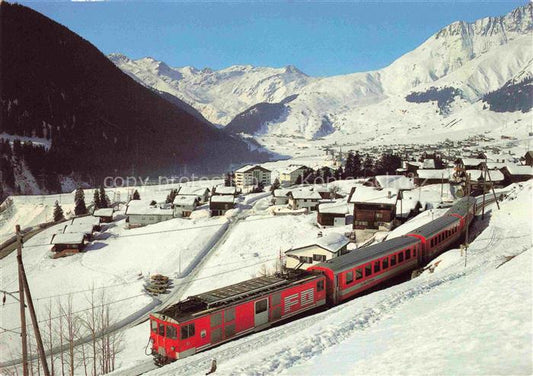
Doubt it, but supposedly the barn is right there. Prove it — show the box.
[317,201,349,227]
[349,186,399,230]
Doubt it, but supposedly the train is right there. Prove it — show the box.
[148,196,477,365]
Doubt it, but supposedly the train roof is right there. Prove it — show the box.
[312,236,420,274]
[407,215,460,238]
[154,274,318,324]
[445,196,476,218]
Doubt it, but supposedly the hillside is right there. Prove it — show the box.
[112,3,533,141]
[0,2,270,196]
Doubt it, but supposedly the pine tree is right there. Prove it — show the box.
[270,178,281,192]
[321,167,333,183]
[93,189,101,209]
[74,188,87,215]
[353,152,362,177]
[99,186,109,208]
[363,155,374,177]
[53,200,65,222]
[166,189,178,204]
[132,190,140,200]
[334,166,344,180]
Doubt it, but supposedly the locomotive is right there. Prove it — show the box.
[149,196,476,365]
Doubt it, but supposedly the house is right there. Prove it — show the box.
[524,151,533,167]
[62,222,94,241]
[279,165,308,186]
[210,195,236,216]
[414,169,452,186]
[125,200,174,227]
[234,165,271,191]
[272,189,291,205]
[287,189,322,211]
[212,186,239,197]
[177,186,210,204]
[349,186,399,230]
[422,159,435,169]
[173,195,198,218]
[93,208,114,223]
[71,216,101,231]
[368,175,415,190]
[501,165,533,184]
[50,233,86,253]
[317,201,349,227]
[405,161,421,175]
[455,158,485,170]
[466,169,505,188]
[285,233,350,269]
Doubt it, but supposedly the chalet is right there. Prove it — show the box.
[234,165,271,191]
[125,200,174,227]
[317,201,349,227]
[71,216,101,231]
[279,165,308,186]
[62,222,94,241]
[455,158,485,170]
[349,186,399,230]
[93,208,114,223]
[173,195,198,218]
[368,175,415,190]
[285,233,350,269]
[396,192,423,220]
[415,169,452,186]
[272,189,291,205]
[525,151,533,167]
[178,186,210,204]
[210,195,235,216]
[501,165,533,184]
[467,169,505,188]
[287,189,322,211]
[212,186,239,197]
[50,233,86,253]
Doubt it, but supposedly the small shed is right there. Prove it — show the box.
[285,233,350,269]
[210,195,235,216]
[71,216,101,231]
[317,201,349,227]
[93,208,114,223]
[524,151,533,167]
[62,223,94,241]
[50,232,86,253]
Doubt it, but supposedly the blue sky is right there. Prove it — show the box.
[23,1,527,77]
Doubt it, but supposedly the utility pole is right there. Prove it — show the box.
[481,160,487,220]
[464,174,471,268]
[485,167,501,210]
[16,225,29,376]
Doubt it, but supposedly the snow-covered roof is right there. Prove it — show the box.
[289,189,322,200]
[173,195,198,206]
[235,164,271,173]
[416,169,452,180]
[214,186,238,195]
[485,162,508,170]
[178,186,210,196]
[460,158,485,167]
[349,186,399,205]
[422,159,435,169]
[125,201,174,216]
[504,165,533,176]
[63,223,94,235]
[273,188,291,198]
[51,233,85,245]
[374,175,415,190]
[281,165,307,174]
[466,169,504,182]
[289,233,350,254]
[318,201,349,215]
[93,208,113,217]
[71,216,100,226]
[210,195,235,204]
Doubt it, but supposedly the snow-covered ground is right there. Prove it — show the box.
[138,182,531,376]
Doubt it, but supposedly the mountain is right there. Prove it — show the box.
[112,3,533,141]
[0,2,270,196]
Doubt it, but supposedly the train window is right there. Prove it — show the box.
[346,271,354,284]
[406,249,411,259]
[225,308,235,323]
[151,320,157,333]
[313,254,326,262]
[211,312,222,327]
[382,257,388,269]
[356,268,363,280]
[398,252,404,263]
[255,299,268,314]
[413,247,417,257]
[201,330,206,339]
[365,264,372,277]
[158,324,165,337]
[299,256,313,264]
[374,261,381,273]
[166,325,177,340]
[390,255,397,266]
[317,280,325,291]
[181,323,195,340]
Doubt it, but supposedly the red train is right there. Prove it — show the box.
[149,196,476,365]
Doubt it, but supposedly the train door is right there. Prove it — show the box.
[254,298,269,327]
